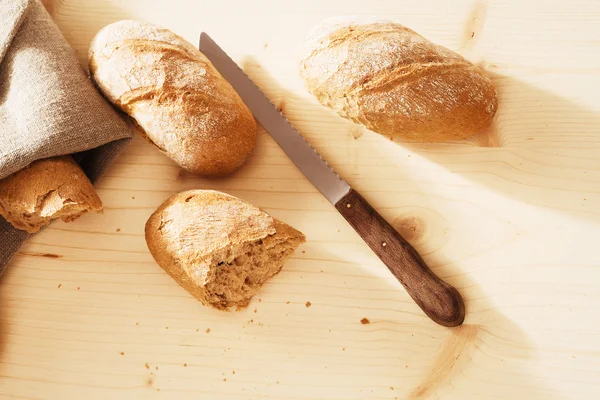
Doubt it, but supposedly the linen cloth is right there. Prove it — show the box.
[0,0,133,272]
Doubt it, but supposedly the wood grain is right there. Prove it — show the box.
[335,189,465,327]
[2,0,600,399]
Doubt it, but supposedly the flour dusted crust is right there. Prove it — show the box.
[300,20,498,142]
[145,190,305,309]
[89,20,257,176]
[0,156,102,233]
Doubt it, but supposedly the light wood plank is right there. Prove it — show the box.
[2,0,600,398]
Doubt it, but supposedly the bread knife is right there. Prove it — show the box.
[199,33,465,327]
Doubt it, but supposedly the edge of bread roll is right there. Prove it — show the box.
[145,190,306,310]
[88,20,257,177]
[0,156,103,233]
[304,16,389,51]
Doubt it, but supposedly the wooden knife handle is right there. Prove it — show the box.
[335,189,465,327]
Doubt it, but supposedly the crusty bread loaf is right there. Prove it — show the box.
[300,20,498,142]
[0,156,102,233]
[89,20,256,176]
[145,190,305,310]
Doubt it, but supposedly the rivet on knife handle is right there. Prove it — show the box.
[335,189,465,327]
[199,32,465,327]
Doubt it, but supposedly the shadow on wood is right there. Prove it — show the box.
[404,70,600,224]
[240,56,560,399]
[239,56,600,226]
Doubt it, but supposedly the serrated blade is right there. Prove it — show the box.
[199,33,351,205]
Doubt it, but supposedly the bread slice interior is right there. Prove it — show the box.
[203,220,304,309]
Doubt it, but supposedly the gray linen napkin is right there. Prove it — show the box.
[0,0,133,272]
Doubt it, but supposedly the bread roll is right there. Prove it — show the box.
[300,20,498,142]
[145,190,305,310]
[0,156,102,233]
[89,20,256,176]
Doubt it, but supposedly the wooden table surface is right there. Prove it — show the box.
[3,0,600,398]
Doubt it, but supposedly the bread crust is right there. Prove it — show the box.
[300,21,498,142]
[89,20,257,176]
[145,190,305,308]
[0,156,102,233]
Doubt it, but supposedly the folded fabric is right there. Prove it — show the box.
[0,0,133,272]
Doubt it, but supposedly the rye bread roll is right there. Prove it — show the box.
[0,156,102,233]
[89,20,256,176]
[300,19,498,142]
[145,190,305,310]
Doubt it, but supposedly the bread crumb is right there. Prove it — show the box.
[206,328,211,333]
[360,318,370,324]
[165,326,169,329]
[223,378,227,382]
[232,371,235,374]
[145,363,150,369]
[135,322,139,326]
[120,352,124,355]
[258,298,262,302]
[132,196,135,200]
[57,284,62,288]
[390,386,394,390]
[342,348,345,351]
[276,381,280,384]
[196,328,199,332]
[350,125,364,139]
[77,287,80,290]
[305,301,311,308]
[183,363,187,367]
[302,250,305,254]
[286,301,290,304]
[155,366,158,370]
[254,308,257,313]
[116,228,121,232]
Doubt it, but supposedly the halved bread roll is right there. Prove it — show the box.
[145,190,305,310]
[0,156,103,233]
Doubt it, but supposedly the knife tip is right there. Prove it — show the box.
[198,32,209,50]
